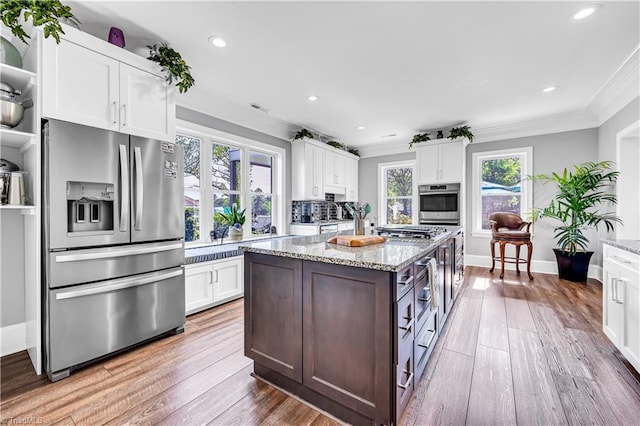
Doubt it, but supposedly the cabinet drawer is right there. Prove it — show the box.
[414,311,438,381]
[604,245,640,274]
[396,288,416,354]
[414,274,432,333]
[395,335,414,421]
[395,264,414,300]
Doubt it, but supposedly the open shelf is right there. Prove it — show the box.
[0,128,37,152]
[0,63,37,94]
[0,204,36,215]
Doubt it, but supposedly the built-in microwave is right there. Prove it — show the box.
[418,183,460,225]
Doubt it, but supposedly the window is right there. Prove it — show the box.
[175,121,284,244]
[176,134,201,242]
[472,147,532,235]
[379,161,417,225]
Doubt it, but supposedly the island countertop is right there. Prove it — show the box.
[239,229,460,272]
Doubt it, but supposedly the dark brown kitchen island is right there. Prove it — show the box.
[240,230,463,425]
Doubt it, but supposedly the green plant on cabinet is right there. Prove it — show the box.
[147,42,195,93]
[0,0,79,44]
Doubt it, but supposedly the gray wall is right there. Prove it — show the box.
[597,96,640,251]
[358,152,416,226]
[1,146,26,327]
[465,129,599,264]
[176,106,292,232]
[598,96,639,161]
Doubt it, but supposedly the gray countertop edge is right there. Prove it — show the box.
[239,246,412,272]
[602,239,640,255]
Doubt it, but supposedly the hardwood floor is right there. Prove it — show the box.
[2,266,640,425]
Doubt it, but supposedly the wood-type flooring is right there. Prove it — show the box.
[2,266,640,425]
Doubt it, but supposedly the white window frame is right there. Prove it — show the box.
[378,160,418,225]
[176,119,286,245]
[471,147,533,237]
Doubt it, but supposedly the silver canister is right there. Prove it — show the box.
[7,171,27,205]
[0,171,10,204]
[353,216,365,235]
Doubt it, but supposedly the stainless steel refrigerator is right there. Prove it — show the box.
[43,119,185,381]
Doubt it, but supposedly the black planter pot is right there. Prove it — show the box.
[553,249,594,282]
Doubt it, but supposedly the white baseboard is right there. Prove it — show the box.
[0,322,26,357]
[465,255,603,282]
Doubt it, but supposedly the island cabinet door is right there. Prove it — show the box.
[244,253,303,383]
[302,262,392,424]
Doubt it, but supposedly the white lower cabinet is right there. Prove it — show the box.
[603,244,640,372]
[185,256,244,315]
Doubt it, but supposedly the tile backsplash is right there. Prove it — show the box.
[291,194,353,223]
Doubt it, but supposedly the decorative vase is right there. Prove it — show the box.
[553,249,594,282]
[108,27,125,48]
[0,36,23,68]
[229,226,243,241]
[437,130,444,139]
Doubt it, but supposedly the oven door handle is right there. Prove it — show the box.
[55,268,183,300]
[119,144,129,231]
[419,191,459,196]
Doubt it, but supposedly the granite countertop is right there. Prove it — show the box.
[239,231,454,272]
[185,236,295,264]
[602,239,640,255]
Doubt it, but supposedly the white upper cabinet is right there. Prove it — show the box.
[341,156,359,202]
[416,140,465,184]
[292,138,325,200]
[42,26,175,141]
[119,63,173,141]
[324,149,346,194]
[292,138,358,201]
[43,40,120,132]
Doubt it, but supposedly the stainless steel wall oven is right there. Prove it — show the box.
[418,183,460,225]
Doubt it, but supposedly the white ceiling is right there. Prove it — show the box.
[68,1,639,148]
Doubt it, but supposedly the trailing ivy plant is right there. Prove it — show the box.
[347,147,360,157]
[0,0,79,45]
[448,125,474,143]
[326,140,344,149]
[147,42,195,94]
[409,133,430,149]
[292,128,314,142]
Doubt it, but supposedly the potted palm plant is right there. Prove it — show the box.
[216,202,246,241]
[529,161,622,282]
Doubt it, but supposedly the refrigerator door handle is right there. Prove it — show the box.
[119,144,129,231]
[134,146,143,231]
[55,268,184,300]
[54,242,183,263]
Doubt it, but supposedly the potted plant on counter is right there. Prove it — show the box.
[529,161,622,282]
[216,202,246,241]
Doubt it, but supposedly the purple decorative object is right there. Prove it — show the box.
[108,27,125,48]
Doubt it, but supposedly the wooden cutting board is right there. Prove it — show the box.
[327,235,386,247]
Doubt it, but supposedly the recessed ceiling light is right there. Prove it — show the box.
[572,4,601,20]
[542,86,558,93]
[208,36,226,48]
[357,126,365,130]
[307,95,318,101]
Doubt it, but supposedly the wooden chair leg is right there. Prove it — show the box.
[490,241,495,272]
[515,244,521,274]
[527,242,534,280]
[499,242,506,279]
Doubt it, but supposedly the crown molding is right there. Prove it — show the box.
[177,91,295,142]
[358,109,598,158]
[472,109,598,143]
[588,46,640,126]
